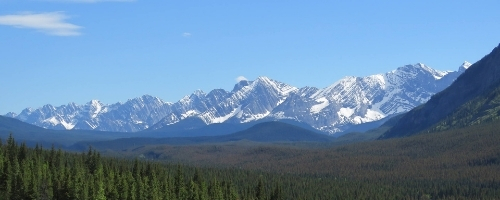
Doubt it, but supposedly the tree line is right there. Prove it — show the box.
[1,134,284,200]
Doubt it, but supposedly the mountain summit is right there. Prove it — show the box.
[459,61,472,72]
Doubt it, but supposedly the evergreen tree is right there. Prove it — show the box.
[175,164,188,199]
[187,179,200,200]
[210,178,224,200]
[255,176,265,200]
[95,164,106,200]
[270,182,283,200]
[199,179,209,200]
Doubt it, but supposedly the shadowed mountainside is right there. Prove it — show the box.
[70,121,333,151]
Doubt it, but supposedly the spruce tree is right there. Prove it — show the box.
[255,177,265,200]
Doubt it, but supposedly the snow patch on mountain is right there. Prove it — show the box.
[60,120,76,129]
[181,110,199,119]
[86,121,98,129]
[310,98,329,114]
[211,105,242,123]
[338,107,355,118]
[459,61,472,72]
[89,100,103,118]
[241,111,271,123]
[363,109,385,123]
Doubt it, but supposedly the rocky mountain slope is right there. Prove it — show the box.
[266,63,470,133]
[380,43,500,139]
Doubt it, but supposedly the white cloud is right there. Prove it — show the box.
[0,12,81,36]
[235,76,247,82]
[182,32,192,38]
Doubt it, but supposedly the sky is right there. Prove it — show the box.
[1,0,500,114]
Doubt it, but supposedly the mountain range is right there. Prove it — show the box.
[5,62,470,136]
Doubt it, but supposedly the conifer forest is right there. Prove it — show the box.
[2,120,500,200]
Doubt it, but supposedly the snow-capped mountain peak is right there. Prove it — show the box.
[191,76,298,125]
[87,100,105,118]
[254,76,298,96]
[310,76,358,99]
[415,63,448,79]
[393,63,449,80]
[459,61,472,72]
[192,89,206,97]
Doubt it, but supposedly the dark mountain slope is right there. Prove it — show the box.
[430,83,500,131]
[142,116,323,138]
[0,115,68,147]
[0,116,137,147]
[0,115,47,132]
[224,121,333,142]
[380,43,500,139]
[70,121,332,151]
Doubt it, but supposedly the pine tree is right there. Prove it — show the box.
[255,176,265,200]
[117,173,130,200]
[210,178,224,200]
[270,182,283,200]
[161,175,172,200]
[188,179,200,200]
[175,164,188,199]
[95,164,107,200]
[199,180,209,200]
[149,173,161,200]
[1,157,12,199]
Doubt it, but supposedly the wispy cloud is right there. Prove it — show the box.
[182,32,192,38]
[236,76,247,82]
[0,12,81,36]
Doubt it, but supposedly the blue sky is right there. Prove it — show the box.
[1,0,500,114]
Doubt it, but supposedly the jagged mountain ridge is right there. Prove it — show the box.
[147,77,298,131]
[7,96,172,132]
[5,62,469,134]
[267,63,470,133]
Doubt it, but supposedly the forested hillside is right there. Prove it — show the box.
[430,83,500,132]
